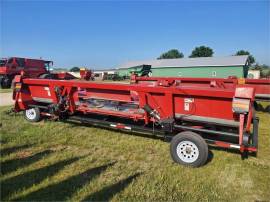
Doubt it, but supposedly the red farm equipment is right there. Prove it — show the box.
[0,57,53,88]
[0,57,79,88]
[12,75,259,167]
[131,75,270,112]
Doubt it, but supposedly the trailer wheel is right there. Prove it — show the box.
[170,131,208,167]
[264,105,270,113]
[24,108,41,122]
[0,76,3,88]
[254,101,258,111]
[0,76,11,88]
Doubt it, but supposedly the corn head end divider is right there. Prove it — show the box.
[12,74,259,167]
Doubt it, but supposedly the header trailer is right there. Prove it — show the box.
[12,75,259,167]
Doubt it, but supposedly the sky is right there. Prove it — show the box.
[1,0,269,69]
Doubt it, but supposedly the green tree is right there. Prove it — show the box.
[235,50,255,64]
[70,67,80,72]
[261,68,270,77]
[249,63,270,78]
[157,49,184,59]
[252,64,270,77]
[189,46,214,58]
[251,63,262,71]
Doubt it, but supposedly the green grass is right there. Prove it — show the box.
[0,88,12,93]
[0,105,270,201]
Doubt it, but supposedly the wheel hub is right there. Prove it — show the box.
[26,109,36,120]
[186,147,192,154]
[176,141,199,163]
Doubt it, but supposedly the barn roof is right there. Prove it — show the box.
[117,55,249,69]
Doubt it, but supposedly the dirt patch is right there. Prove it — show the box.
[0,92,14,106]
[16,150,33,158]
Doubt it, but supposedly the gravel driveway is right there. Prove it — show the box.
[0,92,14,106]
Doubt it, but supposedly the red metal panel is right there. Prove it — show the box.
[234,87,255,99]
[134,76,270,99]
[18,78,241,122]
[173,95,234,120]
[28,85,52,101]
[12,75,259,154]
[239,81,270,96]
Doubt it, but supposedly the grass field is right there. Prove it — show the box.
[0,105,269,201]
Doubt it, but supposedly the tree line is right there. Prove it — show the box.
[157,46,255,63]
[157,46,269,77]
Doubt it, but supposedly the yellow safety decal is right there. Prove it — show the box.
[238,78,246,85]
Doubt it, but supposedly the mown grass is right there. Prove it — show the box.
[0,105,269,201]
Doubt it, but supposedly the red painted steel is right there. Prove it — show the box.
[15,78,240,121]
[12,75,258,153]
[0,57,50,78]
[132,76,270,100]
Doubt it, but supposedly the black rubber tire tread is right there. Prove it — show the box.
[0,76,3,88]
[0,76,11,88]
[256,103,264,112]
[170,131,208,167]
[264,105,270,113]
[253,101,258,111]
[23,108,41,122]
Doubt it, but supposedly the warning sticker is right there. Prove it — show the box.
[184,98,194,103]
[184,98,194,111]
[184,102,190,111]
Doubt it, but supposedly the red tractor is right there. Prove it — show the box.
[0,57,52,88]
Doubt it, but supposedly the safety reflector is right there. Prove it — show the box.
[238,78,246,85]
[232,98,250,114]
[15,83,22,90]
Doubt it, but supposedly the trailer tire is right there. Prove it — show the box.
[256,103,264,112]
[264,105,270,113]
[0,76,11,88]
[254,101,258,111]
[170,131,208,167]
[24,108,41,122]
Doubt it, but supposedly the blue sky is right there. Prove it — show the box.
[1,0,269,69]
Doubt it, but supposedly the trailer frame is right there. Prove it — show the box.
[12,74,259,167]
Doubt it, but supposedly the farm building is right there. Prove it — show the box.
[116,55,249,78]
[93,69,117,80]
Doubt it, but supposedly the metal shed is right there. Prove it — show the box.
[117,55,249,78]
